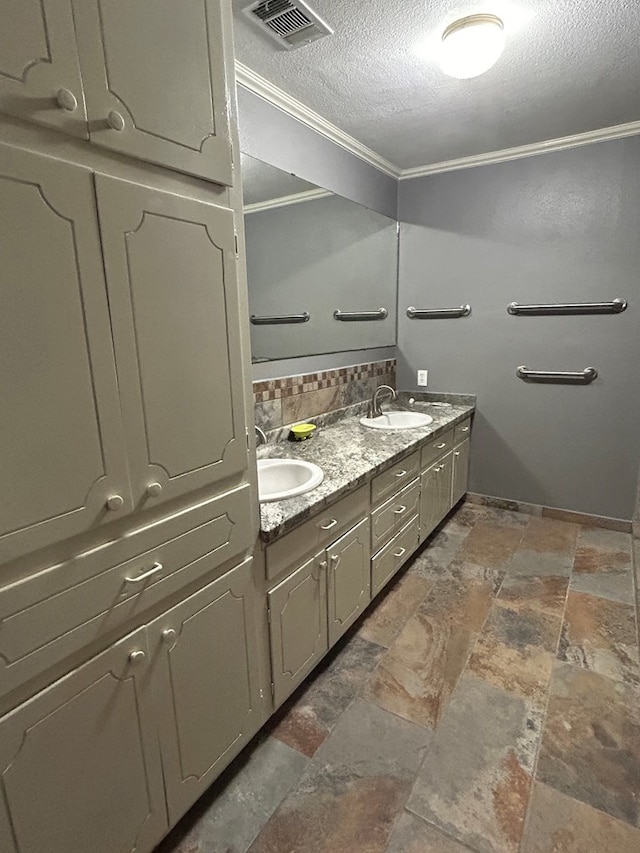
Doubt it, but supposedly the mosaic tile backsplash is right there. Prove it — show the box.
[253,359,396,432]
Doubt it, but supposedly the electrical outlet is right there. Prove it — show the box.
[417,369,428,387]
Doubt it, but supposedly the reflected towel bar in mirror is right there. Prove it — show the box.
[333,308,388,321]
[516,366,598,384]
[406,305,471,319]
[250,312,310,325]
[507,299,627,316]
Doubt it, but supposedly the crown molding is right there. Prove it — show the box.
[399,119,640,179]
[235,61,401,179]
[244,187,332,213]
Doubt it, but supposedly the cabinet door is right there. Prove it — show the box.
[148,558,264,826]
[72,0,233,184]
[95,174,249,508]
[327,518,371,647]
[0,0,87,137]
[0,144,131,565]
[0,628,167,853]
[268,552,328,708]
[419,452,452,544]
[452,438,471,506]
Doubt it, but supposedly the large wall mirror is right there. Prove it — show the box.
[241,154,398,362]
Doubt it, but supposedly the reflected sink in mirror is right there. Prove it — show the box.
[360,411,434,431]
[257,458,324,502]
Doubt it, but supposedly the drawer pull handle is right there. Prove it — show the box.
[320,518,338,530]
[56,88,78,112]
[394,547,406,558]
[394,505,407,515]
[395,469,407,477]
[125,562,163,584]
[161,628,177,643]
[106,494,124,511]
[128,650,146,665]
[436,442,446,449]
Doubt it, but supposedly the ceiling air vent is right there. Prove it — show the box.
[243,0,333,50]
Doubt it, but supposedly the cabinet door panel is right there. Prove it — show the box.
[0,144,130,565]
[452,438,471,506]
[0,0,87,136]
[327,518,371,647]
[95,174,249,507]
[72,0,233,183]
[149,557,263,825]
[0,628,167,853]
[437,451,454,517]
[268,553,328,707]
[419,452,452,545]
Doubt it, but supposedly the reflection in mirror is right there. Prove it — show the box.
[241,154,398,363]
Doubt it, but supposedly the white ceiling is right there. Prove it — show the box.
[231,0,640,172]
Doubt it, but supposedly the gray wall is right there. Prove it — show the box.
[238,87,397,219]
[397,137,640,520]
[246,194,397,361]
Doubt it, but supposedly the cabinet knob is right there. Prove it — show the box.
[161,628,177,643]
[56,88,78,112]
[106,494,124,511]
[146,482,163,498]
[107,110,125,131]
[318,560,328,570]
[128,650,146,665]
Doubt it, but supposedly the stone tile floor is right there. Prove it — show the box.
[157,502,640,853]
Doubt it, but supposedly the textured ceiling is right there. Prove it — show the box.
[232,0,640,170]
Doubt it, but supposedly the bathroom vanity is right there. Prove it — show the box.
[255,400,473,710]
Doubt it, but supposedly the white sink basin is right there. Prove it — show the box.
[257,458,324,502]
[360,410,434,431]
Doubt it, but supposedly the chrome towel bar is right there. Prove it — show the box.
[333,308,388,321]
[406,305,471,319]
[508,299,627,316]
[516,366,598,384]
[250,312,310,325]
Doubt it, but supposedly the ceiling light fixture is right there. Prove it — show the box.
[440,14,506,79]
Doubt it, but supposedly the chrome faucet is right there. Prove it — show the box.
[368,384,397,418]
[255,426,267,446]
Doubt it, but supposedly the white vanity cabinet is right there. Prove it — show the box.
[0,0,87,137]
[0,141,250,565]
[419,417,472,543]
[0,0,234,183]
[0,627,168,853]
[0,557,264,853]
[452,438,471,506]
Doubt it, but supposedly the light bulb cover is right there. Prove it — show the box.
[440,14,505,79]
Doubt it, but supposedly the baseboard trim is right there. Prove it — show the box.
[465,492,632,533]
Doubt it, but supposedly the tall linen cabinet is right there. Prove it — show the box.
[0,3,265,852]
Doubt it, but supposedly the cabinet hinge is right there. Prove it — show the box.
[246,429,250,451]
[234,232,239,257]
[267,605,272,624]
[270,682,275,699]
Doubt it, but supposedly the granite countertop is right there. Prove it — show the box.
[257,399,475,544]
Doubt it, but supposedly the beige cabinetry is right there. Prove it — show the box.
[0,558,263,853]
[0,0,87,137]
[327,518,371,646]
[95,174,248,509]
[452,438,471,506]
[268,552,328,707]
[420,453,453,543]
[0,0,233,183]
[0,141,249,566]
[0,627,168,853]
[0,143,130,565]
[148,558,263,826]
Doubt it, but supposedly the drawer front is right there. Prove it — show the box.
[454,418,472,445]
[0,484,253,699]
[266,485,369,582]
[371,479,420,553]
[371,451,420,507]
[371,515,420,596]
[420,430,453,470]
